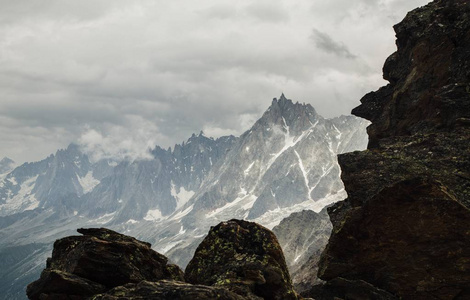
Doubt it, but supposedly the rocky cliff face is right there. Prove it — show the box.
[27,223,300,300]
[314,0,470,299]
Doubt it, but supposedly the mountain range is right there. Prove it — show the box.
[0,94,368,299]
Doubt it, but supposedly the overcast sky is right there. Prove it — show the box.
[0,0,430,164]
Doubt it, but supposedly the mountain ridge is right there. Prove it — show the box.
[0,95,368,299]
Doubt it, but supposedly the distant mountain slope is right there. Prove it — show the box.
[179,95,368,229]
[273,208,332,293]
[0,94,368,299]
[122,95,368,268]
[78,133,236,223]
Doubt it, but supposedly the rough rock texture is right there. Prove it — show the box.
[302,278,397,300]
[272,209,332,293]
[185,219,300,300]
[28,223,300,299]
[316,1,470,299]
[91,280,245,300]
[356,0,470,148]
[27,228,184,299]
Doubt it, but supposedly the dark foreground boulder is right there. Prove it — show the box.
[27,223,301,299]
[315,0,470,299]
[27,228,184,299]
[185,219,300,300]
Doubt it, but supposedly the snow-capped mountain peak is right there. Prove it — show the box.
[0,95,368,298]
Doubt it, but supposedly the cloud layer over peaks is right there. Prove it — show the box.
[0,0,430,163]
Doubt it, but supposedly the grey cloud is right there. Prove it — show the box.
[0,0,128,24]
[244,2,289,23]
[310,28,357,59]
[203,4,238,20]
[0,0,431,164]
[202,1,289,23]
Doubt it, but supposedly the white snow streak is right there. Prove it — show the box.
[93,212,116,224]
[244,162,255,176]
[171,204,194,220]
[266,121,319,171]
[144,208,163,221]
[294,150,313,201]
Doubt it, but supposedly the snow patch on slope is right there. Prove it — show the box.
[206,193,257,221]
[0,175,39,215]
[77,171,100,194]
[171,182,195,210]
[144,208,163,221]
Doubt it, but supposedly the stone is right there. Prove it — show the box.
[320,178,470,299]
[27,228,184,299]
[26,269,106,300]
[316,0,470,299]
[91,280,245,300]
[185,219,300,300]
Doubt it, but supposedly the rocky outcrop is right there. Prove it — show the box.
[27,223,300,299]
[272,209,332,293]
[26,228,184,299]
[356,0,470,148]
[315,0,470,299]
[185,219,300,300]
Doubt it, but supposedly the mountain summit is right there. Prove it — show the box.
[0,95,368,299]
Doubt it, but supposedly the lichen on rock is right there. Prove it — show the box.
[185,219,300,300]
[27,222,302,299]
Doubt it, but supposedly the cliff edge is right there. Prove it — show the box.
[314,0,470,299]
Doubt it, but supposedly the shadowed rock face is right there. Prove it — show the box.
[27,228,184,300]
[91,280,245,300]
[185,219,300,300]
[356,0,470,148]
[315,0,470,299]
[27,223,300,300]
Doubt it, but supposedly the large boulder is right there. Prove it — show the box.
[27,228,184,299]
[316,0,470,299]
[185,219,300,300]
[27,223,301,299]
